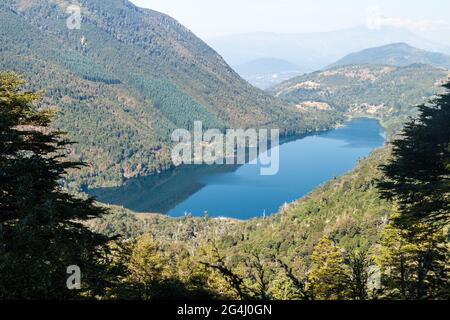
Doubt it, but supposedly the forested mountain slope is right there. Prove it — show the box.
[91,147,394,282]
[3,70,448,300]
[0,0,335,187]
[270,64,449,134]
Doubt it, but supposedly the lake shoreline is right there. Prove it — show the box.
[89,118,385,219]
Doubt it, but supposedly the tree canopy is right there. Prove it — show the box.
[0,72,113,299]
[379,82,450,231]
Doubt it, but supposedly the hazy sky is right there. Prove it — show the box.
[130,0,450,42]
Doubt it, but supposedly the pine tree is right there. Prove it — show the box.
[378,82,450,231]
[347,250,372,300]
[376,216,450,300]
[376,82,450,300]
[122,235,167,299]
[307,236,350,300]
[0,72,113,299]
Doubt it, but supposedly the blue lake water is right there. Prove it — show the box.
[89,118,385,219]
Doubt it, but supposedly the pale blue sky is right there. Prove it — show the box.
[130,0,450,42]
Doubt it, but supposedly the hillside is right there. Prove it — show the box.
[270,64,449,134]
[4,68,449,299]
[328,43,450,69]
[0,0,336,188]
[91,146,394,278]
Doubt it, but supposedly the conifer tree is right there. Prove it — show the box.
[347,250,372,300]
[307,236,350,300]
[377,217,450,300]
[378,83,450,231]
[0,72,113,299]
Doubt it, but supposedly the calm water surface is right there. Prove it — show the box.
[89,118,385,219]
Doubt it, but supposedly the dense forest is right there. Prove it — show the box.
[1,72,448,300]
[0,0,339,189]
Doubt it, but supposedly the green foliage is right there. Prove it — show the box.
[373,83,450,300]
[107,235,222,300]
[271,64,448,136]
[307,236,351,300]
[379,83,450,231]
[129,75,224,131]
[236,148,393,263]
[0,72,116,299]
[0,0,341,189]
[376,219,450,300]
[1,0,448,302]
[347,250,373,300]
[52,50,121,85]
[90,147,394,300]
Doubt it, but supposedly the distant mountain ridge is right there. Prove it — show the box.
[328,43,450,69]
[234,58,304,89]
[207,26,448,71]
[235,58,302,76]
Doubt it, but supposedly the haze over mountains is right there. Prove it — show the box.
[207,26,450,68]
[328,43,450,69]
[234,58,305,89]
[207,26,450,87]
[239,43,450,89]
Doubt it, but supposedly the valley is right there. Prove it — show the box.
[0,0,339,188]
[1,0,449,302]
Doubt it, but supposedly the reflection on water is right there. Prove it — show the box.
[88,164,239,213]
[89,118,385,219]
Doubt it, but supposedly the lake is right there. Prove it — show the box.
[89,118,385,219]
